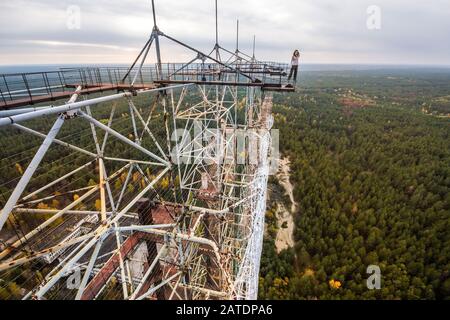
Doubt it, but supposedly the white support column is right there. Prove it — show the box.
[75,238,104,300]
[101,105,116,154]
[98,158,107,222]
[0,87,82,232]
[131,34,154,86]
[114,222,129,299]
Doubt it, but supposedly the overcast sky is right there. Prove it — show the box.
[0,0,449,66]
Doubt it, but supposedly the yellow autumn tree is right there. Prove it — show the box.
[159,176,170,189]
[37,202,50,210]
[174,175,180,188]
[36,202,63,226]
[95,199,102,211]
[15,163,23,175]
[88,179,97,187]
[132,172,140,183]
[270,277,290,300]
[304,268,315,277]
[352,202,358,214]
[51,199,60,209]
[329,279,342,289]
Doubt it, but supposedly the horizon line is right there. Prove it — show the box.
[1,62,450,68]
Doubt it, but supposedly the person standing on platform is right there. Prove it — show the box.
[287,49,300,83]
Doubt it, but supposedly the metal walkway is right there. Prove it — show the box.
[0,61,294,110]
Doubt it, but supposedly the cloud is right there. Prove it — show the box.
[0,0,449,65]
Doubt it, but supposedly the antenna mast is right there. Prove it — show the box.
[215,0,220,60]
[215,0,219,45]
[151,0,158,27]
[252,35,256,60]
[151,0,162,79]
[235,19,239,54]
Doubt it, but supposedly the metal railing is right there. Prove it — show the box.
[0,62,291,108]
[153,62,290,85]
[0,67,145,107]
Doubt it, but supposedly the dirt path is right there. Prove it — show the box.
[275,157,297,253]
[277,158,298,213]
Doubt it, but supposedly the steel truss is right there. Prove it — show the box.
[0,0,293,300]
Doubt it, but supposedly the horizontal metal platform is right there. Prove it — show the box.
[0,65,295,110]
[0,83,155,109]
[154,80,295,92]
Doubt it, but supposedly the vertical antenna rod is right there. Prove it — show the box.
[236,19,239,53]
[215,0,219,46]
[215,0,220,61]
[151,0,158,28]
[151,0,163,79]
[252,35,256,60]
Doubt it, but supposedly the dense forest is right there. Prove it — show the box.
[259,69,450,300]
